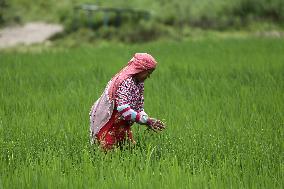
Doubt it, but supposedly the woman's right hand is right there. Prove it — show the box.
[147,118,166,132]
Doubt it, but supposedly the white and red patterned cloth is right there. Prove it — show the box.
[115,77,148,124]
[115,77,144,112]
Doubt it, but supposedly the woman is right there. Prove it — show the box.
[89,53,165,150]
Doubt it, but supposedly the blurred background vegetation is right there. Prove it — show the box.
[1,0,284,43]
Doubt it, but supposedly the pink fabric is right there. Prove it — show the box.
[108,53,157,100]
[89,53,157,143]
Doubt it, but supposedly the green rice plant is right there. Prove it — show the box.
[0,37,283,188]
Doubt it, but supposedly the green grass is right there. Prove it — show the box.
[0,38,283,188]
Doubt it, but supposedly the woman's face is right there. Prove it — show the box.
[134,69,154,82]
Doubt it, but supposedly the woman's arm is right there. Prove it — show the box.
[117,104,149,124]
[117,104,165,131]
[115,77,165,130]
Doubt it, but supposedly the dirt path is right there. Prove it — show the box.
[0,22,63,49]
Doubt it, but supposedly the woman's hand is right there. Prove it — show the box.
[147,118,166,132]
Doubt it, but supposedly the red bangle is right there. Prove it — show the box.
[135,113,141,122]
[120,106,131,114]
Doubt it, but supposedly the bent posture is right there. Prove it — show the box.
[89,53,165,150]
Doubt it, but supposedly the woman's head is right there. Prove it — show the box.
[109,53,157,99]
[128,53,157,82]
[129,53,157,70]
[134,69,154,82]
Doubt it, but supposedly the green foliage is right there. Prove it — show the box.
[97,20,169,43]
[0,38,283,188]
[2,0,284,28]
[0,0,7,25]
[0,0,22,26]
[1,0,284,42]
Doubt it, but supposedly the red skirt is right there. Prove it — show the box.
[96,109,133,150]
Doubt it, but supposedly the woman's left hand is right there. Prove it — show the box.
[147,118,166,131]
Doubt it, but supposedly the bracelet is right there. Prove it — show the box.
[140,114,148,124]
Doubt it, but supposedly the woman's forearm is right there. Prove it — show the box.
[117,104,149,124]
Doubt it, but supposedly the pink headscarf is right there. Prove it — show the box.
[108,53,157,100]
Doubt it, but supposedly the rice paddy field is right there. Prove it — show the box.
[0,38,283,188]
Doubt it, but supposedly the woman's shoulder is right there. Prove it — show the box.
[120,76,144,89]
[121,76,135,86]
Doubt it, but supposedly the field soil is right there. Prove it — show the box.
[0,22,63,49]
